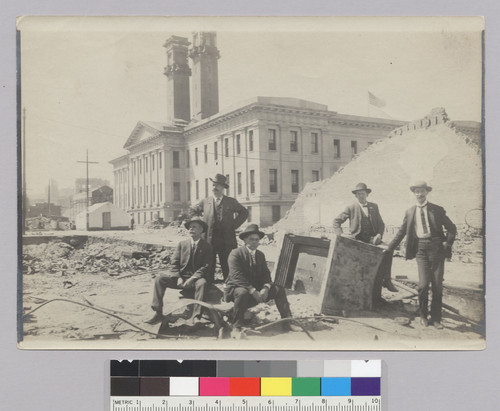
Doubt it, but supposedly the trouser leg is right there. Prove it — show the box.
[232,287,255,327]
[267,284,292,318]
[382,252,394,282]
[191,278,207,318]
[209,249,218,283]
[151,273,179,313]
[211,240,224,282]
[416,241,432,319]
[429,240,445,322]
[373,253,392,302]
[218,247,233,282]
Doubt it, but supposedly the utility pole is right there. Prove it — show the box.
[77,150,99,231]
[47,180,51,217]
[22,108,26,234]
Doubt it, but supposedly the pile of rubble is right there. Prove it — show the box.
[22,237,173,277]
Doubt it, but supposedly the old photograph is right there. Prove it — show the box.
[18,16,485,350]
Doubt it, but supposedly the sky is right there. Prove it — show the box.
[19,17,483,200]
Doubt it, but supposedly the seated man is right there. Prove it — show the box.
[145,217,213,325]
[225,224,299,332]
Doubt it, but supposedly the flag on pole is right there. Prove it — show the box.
[368,91,386,108]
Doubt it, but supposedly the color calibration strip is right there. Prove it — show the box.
[110,360,381,397]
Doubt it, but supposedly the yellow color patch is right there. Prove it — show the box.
[260,378,292,396]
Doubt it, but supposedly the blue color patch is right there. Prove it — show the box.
[321,378,351,396]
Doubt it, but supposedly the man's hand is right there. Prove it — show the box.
[259,287,270,302]
[251,289,263,303]
[442,242,450,251]
[371,234,382,245]
[176,277,184,288]
[341,233,355,239]
[183,277,196,289]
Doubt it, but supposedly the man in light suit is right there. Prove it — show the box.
[145,217,213,325]
[333,182,397,292]
[189,174,249,283]
[386,181,456,329]
[225,224,299,332]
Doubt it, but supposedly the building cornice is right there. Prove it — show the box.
[328,116,406,130]
[123,121,184,150]
[183,101,407,136]
[184,103,335,136]
[109,154,129,165]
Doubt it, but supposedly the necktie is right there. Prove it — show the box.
[420,206,429,234]
[361,203,370,219]
[215,198,222,221]
[250,252,256,267]
[191,242,197,271]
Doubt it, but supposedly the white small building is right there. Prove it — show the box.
[75,202,130,231]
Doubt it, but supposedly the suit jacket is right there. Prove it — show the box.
[388,202,457,260]
[226,246,272,293]
[189,195,248,248]
[170,238,213,279]
[333,201,385,238]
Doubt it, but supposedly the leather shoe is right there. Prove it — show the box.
[145,312,164,325]
[433,321,444,330]
[419,317,429,327]
[383,279,398,293]
[281,321,302,332]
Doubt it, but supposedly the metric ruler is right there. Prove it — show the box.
[110,396,382,411]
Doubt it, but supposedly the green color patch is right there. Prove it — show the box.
[292,378,321,396]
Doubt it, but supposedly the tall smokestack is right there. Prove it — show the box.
[163,36,191,124]
[189,32,220,120]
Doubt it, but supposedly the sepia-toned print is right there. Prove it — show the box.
[18,17,484,349]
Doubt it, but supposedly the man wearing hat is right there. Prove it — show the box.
[190,173,249,282]
[145,217,213,325]
[333,182,398,292]
[225,224,298,332]
[386,181,456,329]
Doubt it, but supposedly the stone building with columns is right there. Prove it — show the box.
[111,32,409,226]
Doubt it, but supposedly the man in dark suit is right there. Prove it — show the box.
[386,181,456,329]
[225,224,298,332]
[333,182,397,292]
[190,173,249,282]
[145,217,213,325]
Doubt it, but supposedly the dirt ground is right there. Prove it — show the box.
[20,227,485,350]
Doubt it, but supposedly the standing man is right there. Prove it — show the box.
[225,224,298,332]
[386,181,456,329]
[190,173,248,283]
[145,217,213,325]
[333,182,397,292]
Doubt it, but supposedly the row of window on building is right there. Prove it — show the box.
[126,168,318,210]
[187,132,361,167]
[187,168,318,202]
[131,152,164,176]
[127,133,365,178]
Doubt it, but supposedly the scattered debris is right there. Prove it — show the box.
[22,237,172,278]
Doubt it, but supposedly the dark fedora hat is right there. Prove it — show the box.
[209,173,229,189]
[239,224,265,240]
[184,217,208,233]
[410,181,432,192]
[352,182,372,194]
